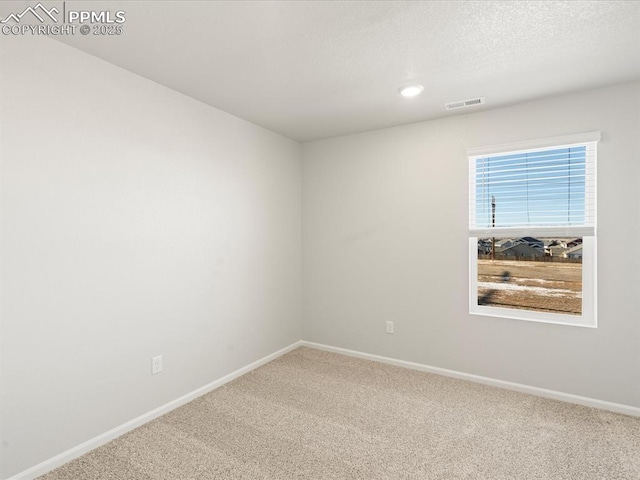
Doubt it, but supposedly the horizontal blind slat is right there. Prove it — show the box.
[470,226,595,238]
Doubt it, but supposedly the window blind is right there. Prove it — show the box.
[469,137,597,238]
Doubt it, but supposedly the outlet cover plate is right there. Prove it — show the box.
[152,355,163,374]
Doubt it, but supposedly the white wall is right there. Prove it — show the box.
[303,82,640,408]
[0,36,301,478]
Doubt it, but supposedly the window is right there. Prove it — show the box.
[468,132,599,327]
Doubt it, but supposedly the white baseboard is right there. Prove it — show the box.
[301,341,640,418]
[7,341,303,480]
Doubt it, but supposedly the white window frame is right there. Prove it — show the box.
[468,132,599,328]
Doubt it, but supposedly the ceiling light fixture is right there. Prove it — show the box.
[398,84,424,98]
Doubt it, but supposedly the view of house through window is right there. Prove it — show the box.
[477,237,582,315]
[468,132,598,326]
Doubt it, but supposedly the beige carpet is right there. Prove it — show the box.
[39,347,640,479]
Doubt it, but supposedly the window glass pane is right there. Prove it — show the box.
[474,147,587,228]
[477,237,582,315]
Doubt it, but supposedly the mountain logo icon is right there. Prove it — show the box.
[1,3,59,24]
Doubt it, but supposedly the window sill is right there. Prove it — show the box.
[470,305,597,328]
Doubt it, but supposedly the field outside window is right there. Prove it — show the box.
[477,237,582,316]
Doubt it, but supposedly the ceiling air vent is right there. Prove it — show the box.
[445,97,485,111]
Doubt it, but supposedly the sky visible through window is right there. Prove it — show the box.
[475,146,586,228]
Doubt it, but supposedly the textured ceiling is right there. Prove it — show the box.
[2,1,639,141]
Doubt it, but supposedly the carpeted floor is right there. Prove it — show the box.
[39,347,640,479]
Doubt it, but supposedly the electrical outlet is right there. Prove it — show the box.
[152,355,163,375]
[386,321,394,334]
